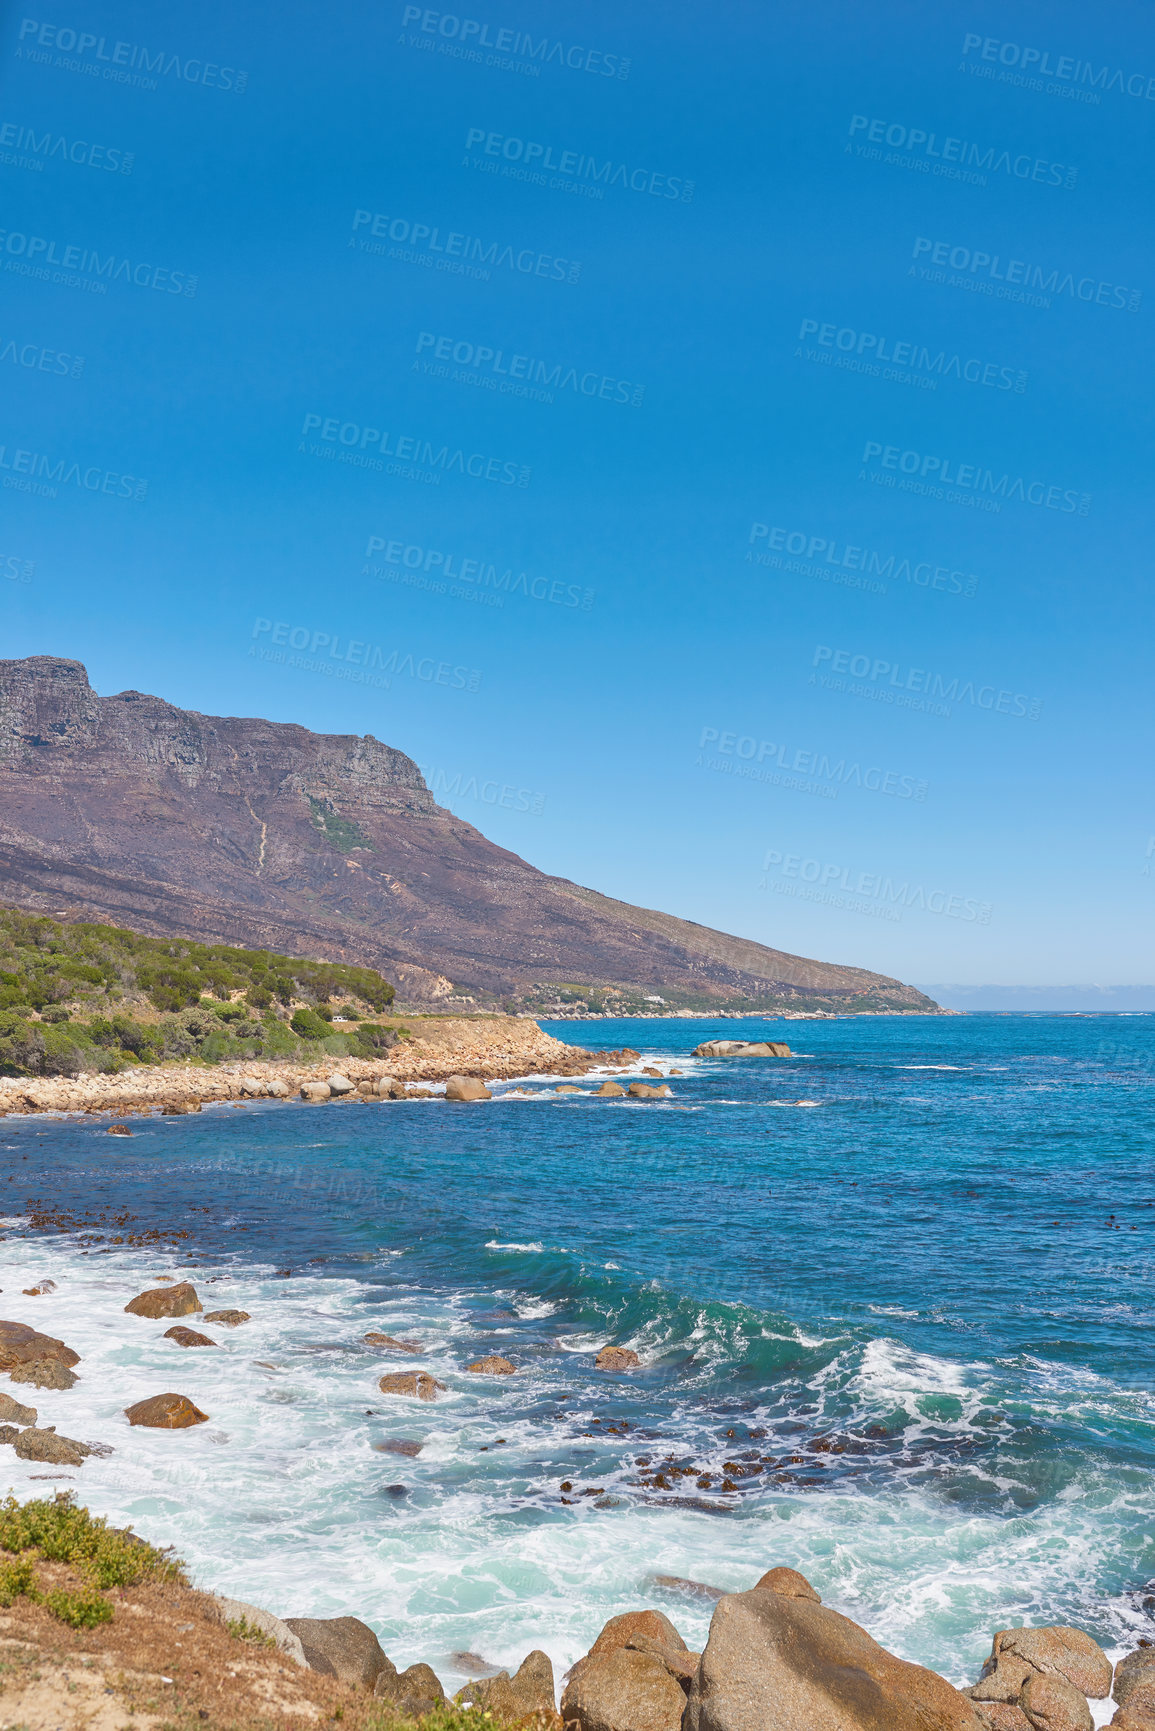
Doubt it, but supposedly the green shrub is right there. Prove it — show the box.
[290,1007,330,1040]
[0,1493,182,1628]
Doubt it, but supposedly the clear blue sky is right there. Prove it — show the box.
[2,0,1153,986]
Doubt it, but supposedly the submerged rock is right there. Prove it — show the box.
[364,1332,421,1353]
[283,1615,394,1689]
[594,1082,626,1097]
[378,1371,445,1400]
[683,1589,984,1731]
[125,1281,202,1319]
[124,1392,209,1428]
[204,1309,250,1327]
[467,1356,516,1374]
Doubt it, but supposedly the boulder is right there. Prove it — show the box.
[1019,1672,1092,1731]
[125,1282,202,1319]
[107,1124,132,1136]
[211,1596,306,1666]
[204,1310,250,1327]
[407,1087,436,1099]
[376,1078,407,1098]
[162,1099,202,1113]
[587,1611,688,1662]
[556,1084,584,1094]
[124,1392,209,1428]
[445,1075,493,1102]
[1111,1711,1155,1731]
[21,1281,55,1296]
[562,1645,687,1731]
[596,1347,640,1371]
[327,1074,355,1096]
[282,1615,394,1689]
[375,1662,446,1715]
[740,1043,791,1057]
[237,1077,265,1097]
[364,1333,421,1353]
[628,1083,672,1099]
[594,1082,626,1097]
[0,1393,37,1426]
[972,1630,1111,1703]
[620,1048,641,1061]
[10,1357,77,1389]
[378,1371,444,1400]
[974,1708,1032,1731]
[300,1082,331,1102]
[754,1566,820,1602]
[266,1080,290,1098]
[163,1326,218,1348]
[0,1320,80,1374]
[458,1650,556,1719]
[13,1427,92,1466]
[682,1589,985,1731]
[691,1040,790,1058]
[467,1356,516,1374]
[1116,1650,1155,1715]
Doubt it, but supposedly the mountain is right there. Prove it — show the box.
[0,657,938,1014]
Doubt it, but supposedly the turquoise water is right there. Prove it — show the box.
[2,1013,1153,1695]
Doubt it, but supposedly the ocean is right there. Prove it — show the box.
[2,1013,1152,1713]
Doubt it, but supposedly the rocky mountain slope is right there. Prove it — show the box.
[0,657,937,1013]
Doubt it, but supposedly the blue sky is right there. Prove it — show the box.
[2,0,1153,987]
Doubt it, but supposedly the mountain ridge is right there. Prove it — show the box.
[0,656,938,1014]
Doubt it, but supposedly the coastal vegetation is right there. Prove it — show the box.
[0,907,402,1078]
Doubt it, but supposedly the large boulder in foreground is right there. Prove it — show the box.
[682,1587,985,1731]
[458,1650,555,1718]
[125,1392,208,1428]
[1115,1647,1155,1716]
[0,1321,80,1387]
[283,1616,393,1689]
[562,1610,693,1731]
[969,1628,1111,1702]
[376,1662,447,1715]
[125,1282,202,1318]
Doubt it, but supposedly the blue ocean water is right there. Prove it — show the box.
[2,1013,1153,1699]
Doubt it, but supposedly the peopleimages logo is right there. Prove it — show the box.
[364,535,595,612]
[0,439,147,501]
[911,238,1141,312]
[15,18,247,91]
[464,127,694,200]
[299,414,531,488]
[961,33,1155,101]
[0,228,197,295]
[351,209,581,284]
[747,525,978,598]
[797,317,1026,392]
[847,114,1077,188]
[400,8,630,79]
[0,334,84,377]
[811,645,1043,720]
[861,441,1091,515]
[250,620,481,692]
[414,331,644,407]
[760,850,992,924]
[697,727,928,801]
[0,117,134,173]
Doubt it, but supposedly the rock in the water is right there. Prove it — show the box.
[594,1082,626,1097]
[211,1595,307,1666]
[972,1629,1111,1703]
[1115,1649,1155,1715]
[283,1615,394,1689]
[13,1427,92,1466]
[375,1661,446,1714]
[125,1282,202,1318]
[556,1084,584,1094]
[691,1040,790,1058]
[459,1650,556,1719]
[0,1393,36,1426]
[327,1074,355,1096]
[595,1347,640,1370]
[374,1439,422,1456]
[10,1357,78,1389]
[300,1082,331,1102]
[204,1310,250,1327]
[0,1319,80,1375]
[1019,1671,1092,1731]
[163,1326,218,1348]
[650,1575,727,1604]
[562,1645,687,1731]
[682,1588,985,1731]
[107,1124,132,1136]
[162,1099,202,1113]
[444,1075,493,1102]
[378,1371,444,1400]
[628,1082,672,1099]
[467,1356,516,1374]
[364,1332,421,1353]
[124,1392,209,1428]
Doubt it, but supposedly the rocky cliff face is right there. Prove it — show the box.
[0,657,936,1011]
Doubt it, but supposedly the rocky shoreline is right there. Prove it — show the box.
[0,1015,626,1118]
